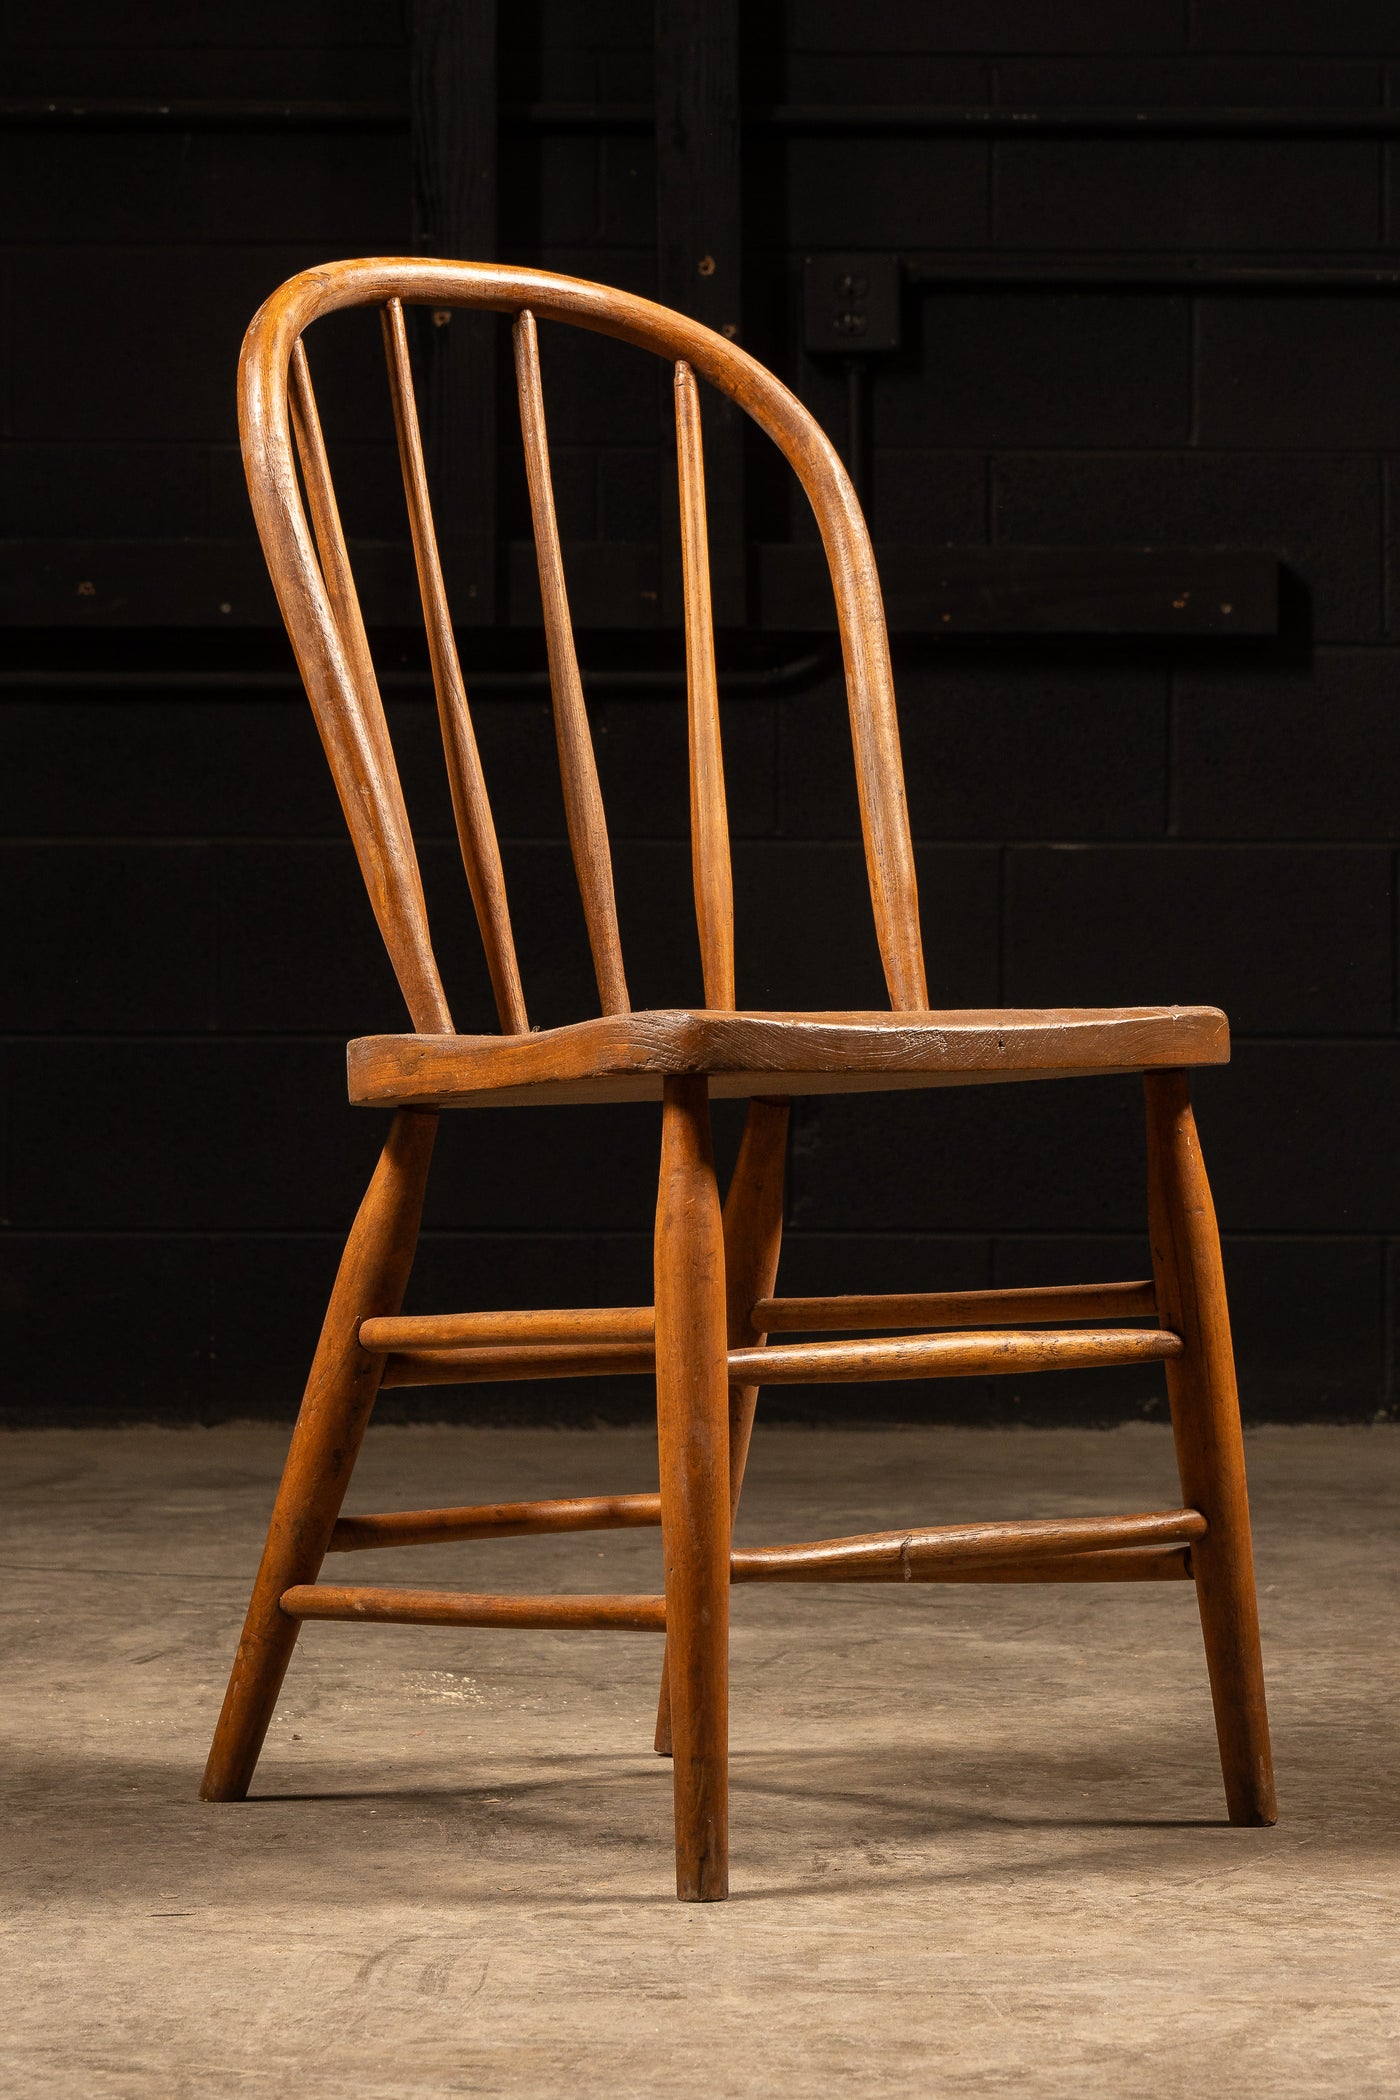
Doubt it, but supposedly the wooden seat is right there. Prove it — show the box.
[347,1004,1230,1109]
[201,257,1276,1901]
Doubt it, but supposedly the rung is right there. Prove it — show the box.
[904,1545,1193,1583]
[329,1493,662,1552]
[360,1306,654,1352]
[281,1585,667,1631]
[730,1509,1205,1582]
[755,1280,1157,1333]
[728,1326,1182,1385]
[380,1341,656,1387]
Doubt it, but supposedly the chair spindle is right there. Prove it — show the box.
[288,340,449,1032]
[513,308,631,1016]
[675,361,735,1010]
[381,300,529,1034]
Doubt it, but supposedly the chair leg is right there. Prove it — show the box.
[654,1075,732,1899]
[655,1096,789,1756]
[1144,1070,1277,1827]
[200,1109,439,1802]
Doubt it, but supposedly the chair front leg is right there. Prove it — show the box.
[655,1095,789,1755]
[1144,1070,1277,1826]
[654,1075,732,1899]
[201,1108,439,1802]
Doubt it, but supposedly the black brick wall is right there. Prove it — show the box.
[3,2,1399,1426]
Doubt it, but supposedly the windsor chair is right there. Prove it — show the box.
[201,258,1276,1899]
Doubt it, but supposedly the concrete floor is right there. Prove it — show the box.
[3,1421,1399,2097]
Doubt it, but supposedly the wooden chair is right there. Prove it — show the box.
[201,259,1276,1899]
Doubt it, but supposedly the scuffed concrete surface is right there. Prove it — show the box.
[3,1422,1398,2097]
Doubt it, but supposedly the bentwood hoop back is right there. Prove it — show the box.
[202,259,1276,1899]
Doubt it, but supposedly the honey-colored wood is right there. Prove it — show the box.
[379,1341,655,1386]
[200,1109,437,1801]
[514,308,629,1015]
[286,344,449,1036]
[729,1326,1181,1385]
[328,1493,661,1552]
[382,298,527,1034]
[239,258,924,1009]
[346,1005,1231,1110]
[675,359,735,1010]
[656,1094,790,1755]
[756,1279,1157,1331]
[1145,1070,1277,1827]
[282,1585,667,1630]
[358,1305,654,1351]
[211,258,1278,1897]
[900,1545,1193,1584]
[654,1076,731,1900]
[728,1508,1204,1583]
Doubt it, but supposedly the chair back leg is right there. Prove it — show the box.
[200,1108,439,1801]
[1144,1071,1277,1826]
[655,1095,789,1755]
[654,1076,732,1899]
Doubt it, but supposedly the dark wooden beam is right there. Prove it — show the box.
[655,0,744,625]
[409,0,498,624]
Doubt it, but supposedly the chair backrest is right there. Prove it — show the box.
[238,259,927,1035]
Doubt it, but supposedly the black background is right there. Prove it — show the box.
[3,1,1398,1427]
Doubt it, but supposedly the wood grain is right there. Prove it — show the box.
[1145,1070,1277,1827]
[201,1109,438,1801]
[359,1305,654,1351]
[382,296,527,1034]
[284,342,450,1034]
[654,1076,731,1900]
[347,1006,1231,1110]
[513,308,630,1016]
[238,257,924,1010]
[328,1493,661,1552]
[656,1094,789,1755]
[729,1326,1182,1385]
[675,359,735,1009]
[729,1508,1204,1582]
[282,1585,666,1630]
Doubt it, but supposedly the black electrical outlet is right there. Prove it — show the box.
[802,253,902,354]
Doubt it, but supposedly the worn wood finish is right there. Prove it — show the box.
[379,1340,656,1386]
[1145,1071,1277,1827]
[200,1109,437,1801]
[730,1326,1182,1386]
[729,1508,1204,1583]
[756,1279,1157,1332]
[654,1076,731,1900]
[283,1585,667,1631]
[514,308,629,1016]
[328,1493,662,1553]
[382,297,527,1034]
[347,1005,1231,1110]
[217,258,1278,1896]
[676,360,735,1010]
[359,1305,654,1351]
[239,258,924,1009]
[656,1094,790,1755]
[900,1545,1194,1584]
[284,343,449,1034]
